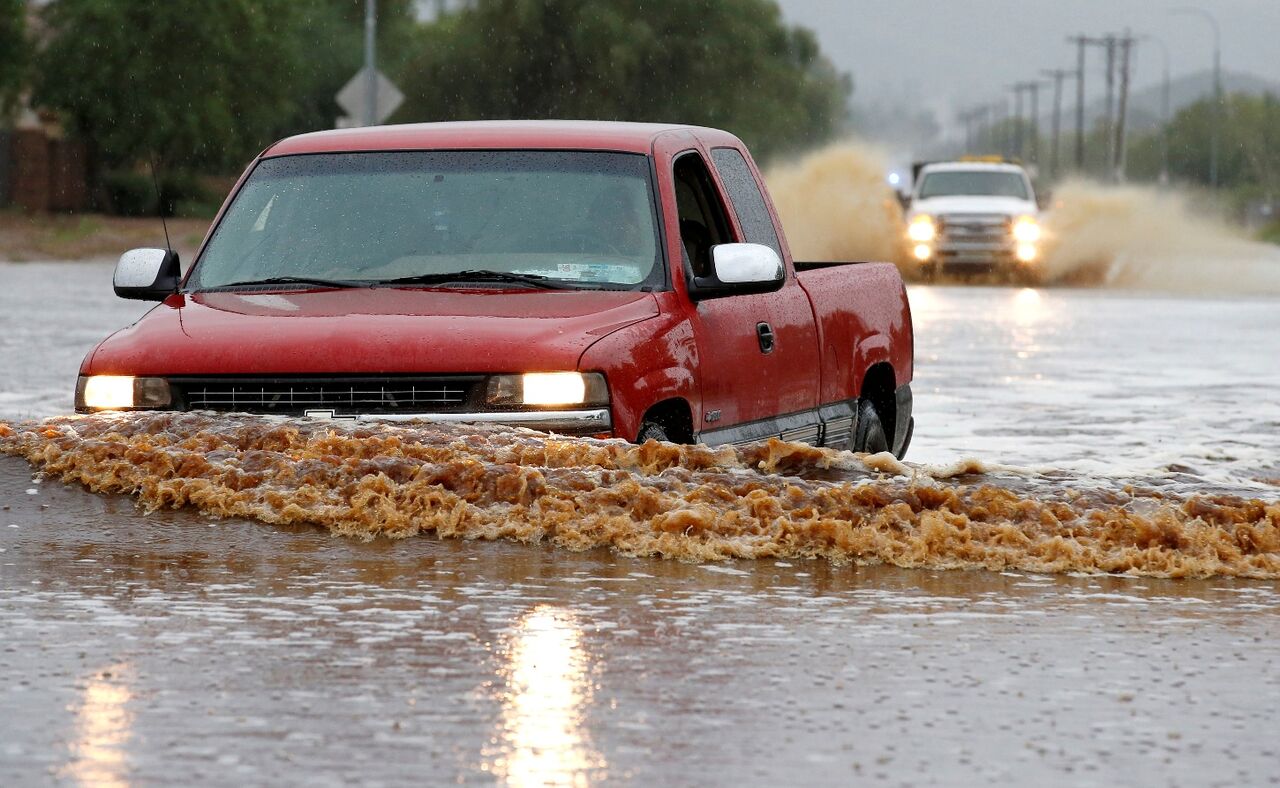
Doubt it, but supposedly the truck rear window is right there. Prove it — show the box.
[190,151,663,290]
[918,171,1029,200]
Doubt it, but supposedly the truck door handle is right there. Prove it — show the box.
[756,322,775,354]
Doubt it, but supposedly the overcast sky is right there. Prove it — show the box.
[775,0,1280,116]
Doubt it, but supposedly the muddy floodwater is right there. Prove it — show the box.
[1,261,1278,785]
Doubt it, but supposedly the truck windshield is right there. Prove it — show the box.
[918,171,1029,200]
[190,151,663,291]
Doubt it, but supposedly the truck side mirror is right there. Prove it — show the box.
[114,248,181,301]
[1036,190,1053,210]
[688,243,784,301]
[897,192,912,211]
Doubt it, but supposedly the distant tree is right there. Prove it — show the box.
[32,0,417,172]
[394,0,850,161]
[0,0,27,119]
[1127,92,1280,195]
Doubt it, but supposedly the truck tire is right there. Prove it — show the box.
[636,421,670,444]
[853,399,890,454]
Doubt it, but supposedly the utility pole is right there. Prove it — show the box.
[364,0,378,127]
[1042,68,1079,181]
[1009,85,1025,159]
[1112,32,1137,182]
[1101,35,1118,172]
[958,108,975,154]
[1145,36,1173,185]
[994,99,1010,159]
[1067,35,1104,171]
[1027,81,1043,167]
[1011,81,1045,167]
[976,105,992,154]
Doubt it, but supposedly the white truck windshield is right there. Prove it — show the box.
[919,171,1029,200]
[190,151,662,290]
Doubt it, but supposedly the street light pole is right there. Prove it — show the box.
[364,0,378,127]
[1171,6,1221,188]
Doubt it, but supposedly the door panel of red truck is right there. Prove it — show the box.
[707,146,821,417]
[669,148,820,431]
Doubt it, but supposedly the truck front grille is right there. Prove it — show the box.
[938,214,1011,244]
[171,376,482,415]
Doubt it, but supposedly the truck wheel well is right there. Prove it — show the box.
[638,398,694,444]
[860,362,896,439]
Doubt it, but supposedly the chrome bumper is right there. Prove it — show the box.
[305,408,613,434]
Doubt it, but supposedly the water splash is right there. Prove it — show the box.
[1040,179,1280,294]
[764,141,907,271]
[3,413,1276,579]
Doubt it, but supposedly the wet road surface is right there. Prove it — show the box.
[2,261,1279,785]
[4,458,1278,786]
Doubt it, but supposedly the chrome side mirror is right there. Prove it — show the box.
[114,248,181,301]
[688,243,784,301]
[712,243,784,284]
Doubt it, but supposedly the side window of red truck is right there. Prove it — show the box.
[710,147,783,259]
[673,152,733,278]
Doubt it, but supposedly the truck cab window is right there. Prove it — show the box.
[673,152,732,278]
[710,147,782,258]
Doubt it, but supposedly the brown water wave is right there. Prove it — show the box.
[2,413,1277,579]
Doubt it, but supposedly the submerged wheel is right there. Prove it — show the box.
[636,421,670,444]
[853,399,890,454]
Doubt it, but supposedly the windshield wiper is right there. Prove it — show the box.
[204,276,370,290]
[376,269,572,290]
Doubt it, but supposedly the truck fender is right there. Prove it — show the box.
[852,333,893,393]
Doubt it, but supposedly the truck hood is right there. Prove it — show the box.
[910,195,1037,218]
[84,287,659,376]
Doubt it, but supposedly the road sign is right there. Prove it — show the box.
[336,67,404,126]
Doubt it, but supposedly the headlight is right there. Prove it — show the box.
[1012,216,1041,243]
[76,375,172,411]
[485,372,609,408]
[907,215,936,242]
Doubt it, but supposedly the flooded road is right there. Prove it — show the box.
[2,261,1279,785]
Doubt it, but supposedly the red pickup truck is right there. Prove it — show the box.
[77,121,914,456]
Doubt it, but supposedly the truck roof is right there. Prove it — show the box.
[265,120,742,157]
[919,161,1028,174]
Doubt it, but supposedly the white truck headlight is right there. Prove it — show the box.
[907,215,936,242]
[76,375,172,410]
[1012,216,1041,243]
[485,372,609,407]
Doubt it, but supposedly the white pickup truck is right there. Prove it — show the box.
[902,160,1042,280]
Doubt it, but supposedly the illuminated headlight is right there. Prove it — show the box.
[1012,216,1041,243]
[1016,243,1038,263]
[907,215,936,242]
[485,372,609,408]
[75,375,172,411]
[912,243,932,261]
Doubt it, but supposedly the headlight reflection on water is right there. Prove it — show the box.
[490,606,605,787]
[60,664,133,788]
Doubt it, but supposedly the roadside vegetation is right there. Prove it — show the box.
[3,0,848,224]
